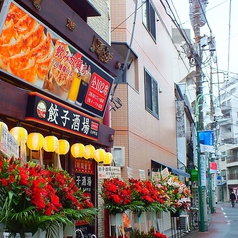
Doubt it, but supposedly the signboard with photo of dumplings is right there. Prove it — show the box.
[0,1,114,118]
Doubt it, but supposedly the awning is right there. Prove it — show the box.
[151,160,190,178]
[218,181,226,186]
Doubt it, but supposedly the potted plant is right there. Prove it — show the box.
[0,156,97,238]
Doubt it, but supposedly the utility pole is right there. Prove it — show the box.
[193,0,206,232]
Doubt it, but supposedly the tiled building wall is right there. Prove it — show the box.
[88,0,110,43]
[110,0,189,178]
[110,0,127,42]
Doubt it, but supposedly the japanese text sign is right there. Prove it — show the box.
[25,92,100,140]
[97,166,121,179]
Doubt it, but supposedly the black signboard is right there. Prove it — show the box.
[75,158,96,235]
[25,92,99,140]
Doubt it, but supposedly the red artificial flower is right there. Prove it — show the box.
[1,178,7,186]
[154,231,167,238]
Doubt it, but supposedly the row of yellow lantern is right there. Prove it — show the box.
[3,123,113,165]
[71,143,113,164]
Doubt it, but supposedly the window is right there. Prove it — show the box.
[144,69,159,118]
[142,0,156,40]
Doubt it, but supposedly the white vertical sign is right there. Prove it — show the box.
[139,169,146,180]
[200,154,206,187]
[127,167,133,178]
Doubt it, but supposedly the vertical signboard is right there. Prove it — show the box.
[200,154,207,187]
[75,158,95,236]
[199,130,215,153]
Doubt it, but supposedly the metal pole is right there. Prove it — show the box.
[208,159,214,213]
[196,112,205,232]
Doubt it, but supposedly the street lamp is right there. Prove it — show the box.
[195,93,222,232]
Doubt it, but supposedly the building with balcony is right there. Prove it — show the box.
[218,75,238,201]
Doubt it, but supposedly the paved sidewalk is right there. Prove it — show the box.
[183,203,229,238]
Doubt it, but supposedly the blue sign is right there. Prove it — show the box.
[199,130,215,153]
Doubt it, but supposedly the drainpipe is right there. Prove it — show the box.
[103,102,110,238]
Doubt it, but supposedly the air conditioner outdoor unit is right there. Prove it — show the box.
[111,146,125,167]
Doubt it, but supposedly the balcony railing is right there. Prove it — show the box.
[226,156,238,163]
[227,173,238,180]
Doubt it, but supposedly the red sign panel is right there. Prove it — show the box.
[85,72,111,111]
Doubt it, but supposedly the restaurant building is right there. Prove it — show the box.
[0,0,123,236]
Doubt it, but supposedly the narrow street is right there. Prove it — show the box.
[185,202,238,238]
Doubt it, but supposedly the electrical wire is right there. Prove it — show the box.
[162,0,203,72]
[198,0,212,34]
[111,2,145,33]
[110,0,139,99]
[227,0,232,79]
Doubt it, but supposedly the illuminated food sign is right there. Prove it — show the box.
[25,92,100,140]
[0,1,114,118]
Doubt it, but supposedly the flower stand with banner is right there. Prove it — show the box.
[100,178,134,238]
[100,170,191,238]
[0,156,97,238]
[109,213,123,238]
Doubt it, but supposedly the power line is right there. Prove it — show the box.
[111,2,145,33]
[110,0,139,99]
[227,0,232,79]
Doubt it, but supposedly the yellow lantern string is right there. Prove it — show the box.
[27,133,44,151]
[94,148,106,163]
[71,143,85,158]
[10,126,28,146]
[43,136,59,152]
[104,152,113,165]
[55,139,70,155]
[84,144,95,159]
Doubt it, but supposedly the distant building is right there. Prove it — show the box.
[218,75,238,201]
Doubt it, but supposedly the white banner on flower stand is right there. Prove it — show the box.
[109,213,123,238]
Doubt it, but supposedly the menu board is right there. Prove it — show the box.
[0,124,19,158]
[0,1,114,118]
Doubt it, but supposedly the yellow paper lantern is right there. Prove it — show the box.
[0,122,8,131]
[55,139,70,155]
[94,148,105,163]
[27,133,44,151]
[10,126,28,146]
[104,152,113,165]
[84,144,95,159]
[43,136,59,152]
[71,143,85,158]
